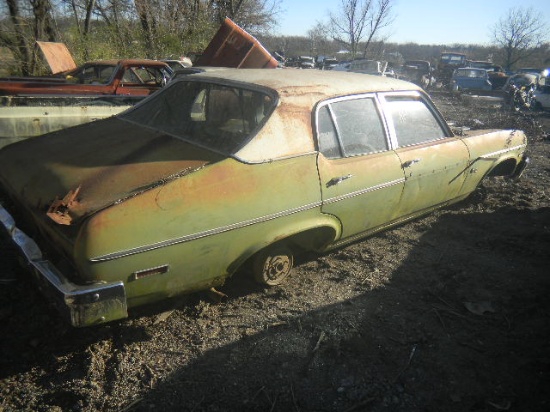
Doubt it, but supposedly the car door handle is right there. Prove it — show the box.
[326,174,353,188]
[402,159,421,168]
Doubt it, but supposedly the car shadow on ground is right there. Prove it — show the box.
[131,206,550,411]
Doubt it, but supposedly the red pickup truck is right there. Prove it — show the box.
[0,59,172,96]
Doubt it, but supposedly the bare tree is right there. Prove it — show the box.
[63,0,96,36]
[129,0,282,58]
[307,22,330,57]
[2,0,59,75]
[134,0,156,57]
[31,0,57,40]
[490,7,547,71]
[212,0,282,34]
[2,0,32,75]
[328,0,394,59]
[61,0,97,59]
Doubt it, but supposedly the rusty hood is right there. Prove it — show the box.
[0,117,223,225]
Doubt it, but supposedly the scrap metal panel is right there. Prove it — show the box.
[197,18,278,69]
[36,41,77,74]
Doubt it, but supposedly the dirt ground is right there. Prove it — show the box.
[1,91,549,412]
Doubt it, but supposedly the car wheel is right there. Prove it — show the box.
[253,244,294,286]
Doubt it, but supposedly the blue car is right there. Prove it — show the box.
[451,68,492,92]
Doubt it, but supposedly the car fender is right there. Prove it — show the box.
[226,212,343,275]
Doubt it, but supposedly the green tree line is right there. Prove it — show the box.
[0,0,282,75]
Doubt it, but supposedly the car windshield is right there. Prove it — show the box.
[455,69,485,78]
[406,61,428,70]
[65,64,117,85]
[350,60,381,73]
[121,79,275,154]
[442,54,464,63]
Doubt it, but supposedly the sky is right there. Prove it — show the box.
[275,0,550,45]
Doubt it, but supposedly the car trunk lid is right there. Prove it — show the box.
[0,117,223,226]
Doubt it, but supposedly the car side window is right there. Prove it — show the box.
[132,66,166,85]
[317,97,388,159]
[122,68,142,84]
[384,96,447,147]
[317,106,342,159]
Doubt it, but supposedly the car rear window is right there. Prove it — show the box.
[121,80,275,154]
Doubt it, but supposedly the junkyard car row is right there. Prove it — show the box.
[0,69,528,326]
[297,54,550,102]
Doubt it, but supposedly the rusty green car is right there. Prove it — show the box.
[0,69,528,327]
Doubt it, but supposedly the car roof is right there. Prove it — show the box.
[186,68,421,98]
[176,68,424,162]
[80,59,169,67]
[458,67,485,71]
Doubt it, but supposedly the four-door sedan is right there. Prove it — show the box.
[0,69,528,326]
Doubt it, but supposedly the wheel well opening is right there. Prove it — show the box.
[285,226,338,252]
[487,158,518,177]
[234,226,337,276]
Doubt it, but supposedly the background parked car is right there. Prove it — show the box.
[0,59,173,97]
[161,57,193,71]
[451,68,492,92]
[399,60,435,88]
[298,56,315,69]
[533,74,550,109]
[320,58,339,70]
[347,59,390,76]
[502,73,540,92]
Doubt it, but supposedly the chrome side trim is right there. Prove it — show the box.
[91,201,323,262]
[92,176,406,263]
[329,196,465,249]
[479,144,527,159]
[322,178,405,205]
[0,204,128,327]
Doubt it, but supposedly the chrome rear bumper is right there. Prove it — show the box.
[0,204,128,327]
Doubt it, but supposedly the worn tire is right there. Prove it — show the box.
[252,245,294,286]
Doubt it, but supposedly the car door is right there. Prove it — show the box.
[379,92,470,217]
[316,95,406,242]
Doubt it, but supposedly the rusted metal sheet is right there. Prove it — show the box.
[47,186,81,225]
[0,117,224,224]
[196,18,278,69]
[36,41,77,74]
